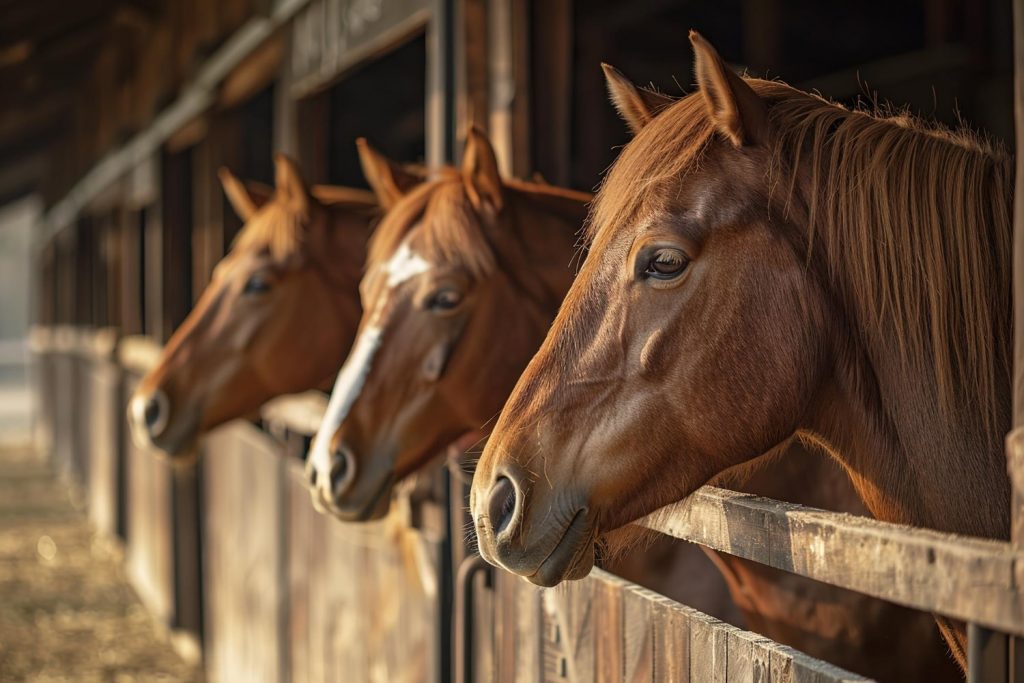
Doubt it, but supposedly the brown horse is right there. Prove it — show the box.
[306,128,590,521]
[472,31,1010,673]
[129,154,392,456]
[311,131,958,680]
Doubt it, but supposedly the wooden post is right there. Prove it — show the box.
[1001,0,1024,680]
[486,0,531,177]
[526,0,572,186]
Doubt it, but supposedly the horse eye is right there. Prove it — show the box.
[244,273,272,295]
[428,288,463,311]
[644,248,688,280]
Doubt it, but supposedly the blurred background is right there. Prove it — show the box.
[0,0,1015,681]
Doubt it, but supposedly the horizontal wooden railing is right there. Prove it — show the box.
[40,324,1021,679]
[642,487,1024,635]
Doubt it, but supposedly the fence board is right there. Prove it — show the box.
[123,371,175,624]
[690,612,727,683]
[287,462,441,683]
[120,367,202,649]
[651,593,690,683]
[641,486,1024,634]
[202,422,287,683]
[622,588,653,682]
[487,567,863,683]
[594,579,623,682]
[85,341,122,539]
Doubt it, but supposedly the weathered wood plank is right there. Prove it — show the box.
[594,579,623,682]
[288,0,430,98]
[580,571,866,683]
[726,628,755,683]
[511,574,541,683]
[651,591,689,683]
[641,486,1024,634]
[86,352,122,539]
[622,587,653,683]
[201,422,286,683]
[689,611,727,683]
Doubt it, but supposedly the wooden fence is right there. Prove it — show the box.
[23,0,1024,681]
[29,327,875,682]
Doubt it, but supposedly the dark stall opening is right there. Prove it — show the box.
[299,32,427,188]
[222,85,276,247]
[530,0,1013,192]
[162,146,195,337]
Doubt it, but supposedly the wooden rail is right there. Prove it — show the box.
[642,486,1024,635]
[583,569,869,682]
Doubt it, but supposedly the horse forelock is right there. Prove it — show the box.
[232,200,306,263]
[588,76,1013,438]
[367,174,496,281]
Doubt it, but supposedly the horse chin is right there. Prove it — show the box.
[323,471,396,523]
[526,510,596,587]
[149,415,202,460]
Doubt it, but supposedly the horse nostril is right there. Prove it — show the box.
[488,476,518,536]
[140,391,170,437]
[144,397,161,429]
[328,446,356,499]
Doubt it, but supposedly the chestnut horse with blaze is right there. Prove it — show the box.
[129,154,392,456]
[473,31,1009,677]
[310,130,957,680]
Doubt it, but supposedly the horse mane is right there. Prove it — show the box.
[591,77,1013,434]
[232,201,306,263]
[367,168,593,281]
[232,186,378,264]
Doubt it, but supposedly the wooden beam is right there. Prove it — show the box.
[39,4,315,247]
[641,486,1024,635]
[217,33,283,109]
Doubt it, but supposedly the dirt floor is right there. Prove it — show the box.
[0,444,201,682]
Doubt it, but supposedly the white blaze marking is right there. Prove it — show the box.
[385,240,431,288]
[310,239,433,483]
[310,325,384,476]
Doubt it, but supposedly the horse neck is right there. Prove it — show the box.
[805,256,1012,541]
[500,184,589,316]
[312,205,373,341]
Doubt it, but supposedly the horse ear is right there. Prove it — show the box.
[219,167,271,221]
[274,153,311,216]
[689,30,768,147]
[462,125,503,213]
[356,138,422,209]
[602,63,674,134]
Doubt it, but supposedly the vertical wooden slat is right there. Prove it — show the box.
[690,614,727,683]
[726,629,756,683]
[1008,0,1024,680]
[622,588,653,683]
[652,594,690,683]
[486,0,531,176]
[594,581,623,682]
[427,0,456,167]
[510,576,540,683]
[454,0,488,149]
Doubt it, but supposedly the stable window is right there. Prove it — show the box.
[530,0,1012,190]
[297,32,427,187]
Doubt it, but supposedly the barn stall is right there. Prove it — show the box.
[14,0,1024,681]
